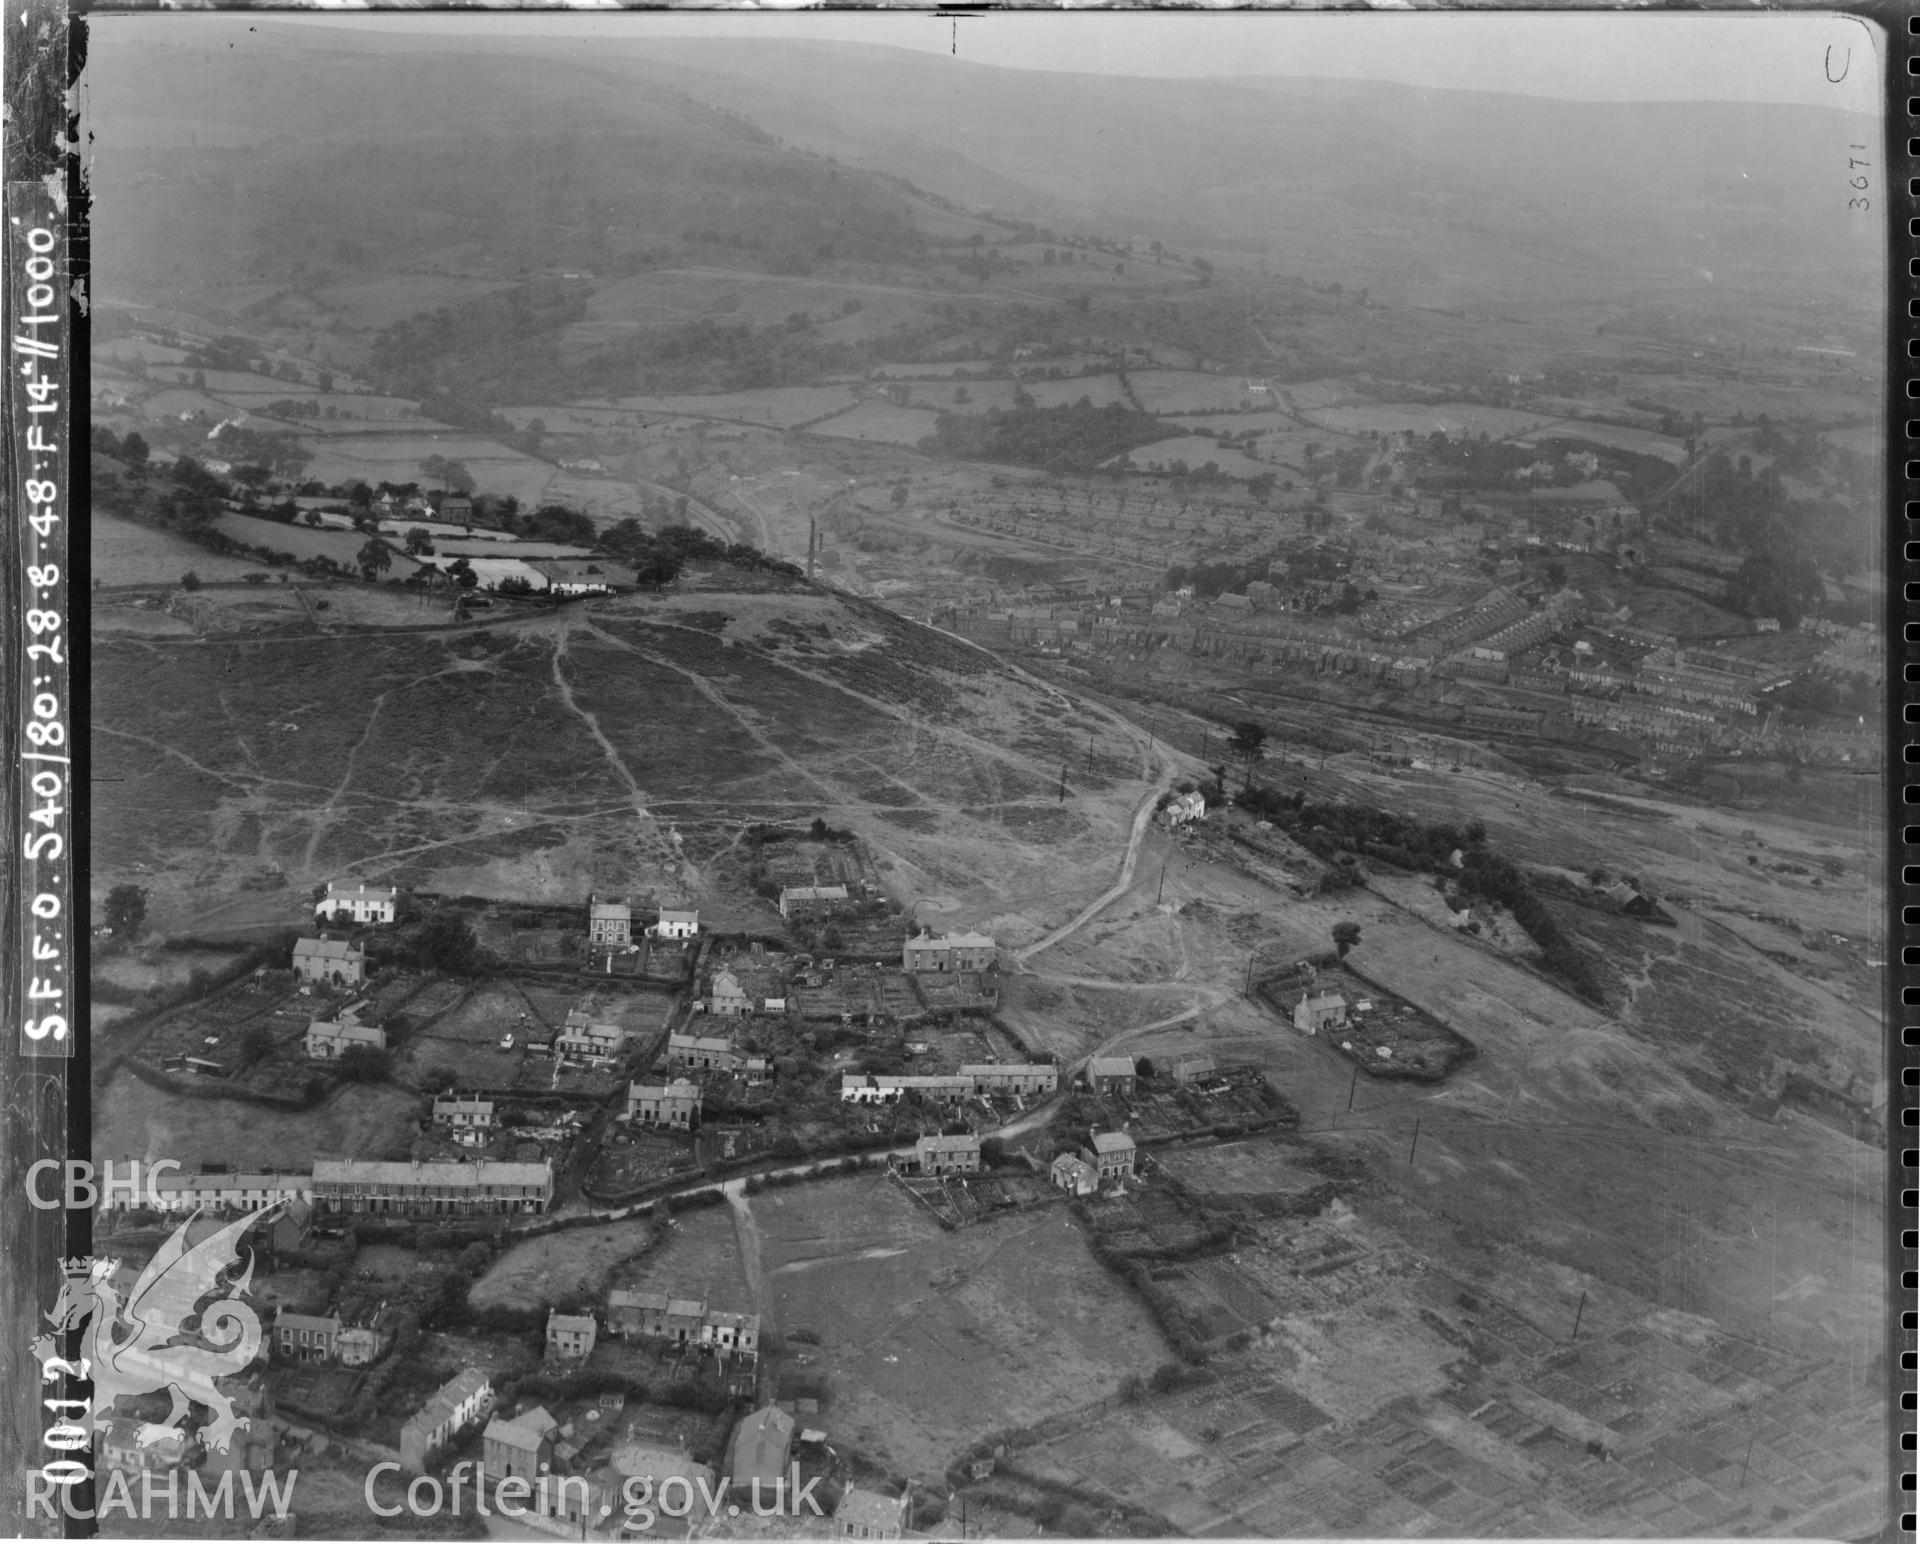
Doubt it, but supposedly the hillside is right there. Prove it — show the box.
[91,574,1178,941]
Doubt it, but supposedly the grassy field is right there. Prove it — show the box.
[1128,370,1266,413]
[92,1066,419,1172]
[614,1198,751,1313]
[95,511,267,586]
[809,401,940,445]
[750,1176,1169,1482]
[1112,435,1272,478]
[472,1217,656,1311]
[1517,419,1686,461]
[615,385,858,427]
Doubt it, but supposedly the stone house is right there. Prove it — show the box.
[627,1077,701,1130]
[546,1310,597,1359]
[399,1369,492,1475]
[292,937,364,987]
[315,881,398,925]
[1084,1130,1137,1184]
[915,1133,981,1176]
[1087,1056,1137,1096]
[1050,1153,1098,1197]
[588,896,632,945]
[1292,992,1348,1035]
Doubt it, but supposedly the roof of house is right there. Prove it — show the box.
[666,1297,706,1320]
[433,1098,493,1116]
[608,1289,671,1314]
[835,1487,909,1534]
[614,1442,712,1488]
[275,1312,340,1334]
[780,884,849,901]
[705,1310,759,1333]
[671,1033,734,1054]
[322,882,398,900]
[657,909,699,926]
[1090,1131,1136,1154]
[1051,1153,1096,1179]
[406,1368,491,1434]
[294,937,364,961]
[1175,1052,1216,1069]
[710,968,744,993]
[916,1133,980,1154]
[944,930,996,950]
[630,1078,700,1101]
[312,1158,551,1190]
[589,897,631,918]
[485,1413,553,1453]
[1299,992,1347,1012]
[727,1406,795,1480]
[547,1312,596,1335]
[1088,1056,1136,1078]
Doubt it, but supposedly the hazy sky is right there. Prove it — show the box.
[267,10,1881,115]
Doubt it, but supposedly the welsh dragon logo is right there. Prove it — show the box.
[32,1205,276,1454]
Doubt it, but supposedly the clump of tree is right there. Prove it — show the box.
[919,398,1167,474]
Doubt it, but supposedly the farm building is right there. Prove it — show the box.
[588,895,632,945]
[527,559,617,596]
[311,1158,553,1216]
[399,1369,493,1475]
[483,1406,557,1485]
[1087,1056,1138,1096]
[305,1006,385,1061]
[726,1406,794,1492]
[901,929,997,973]
[432,1096,494,1136]
[314,881,398,925]
[835,1486,909,1541]
[546,1311,597,1359]
[1293,991,1349,1035]
[708,968,751,1017]
[1084,1130,1137,1184]
[627,1077,701,1130]
[650,909,700,940]
[274,1311,339,1364]
[292,937,365,987]
[779,884,852,920]
[669,1033,737,1072]
[1050,1153,1098,1197]
[915,1133,981,1176]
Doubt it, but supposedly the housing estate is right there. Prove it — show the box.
[292,937,365,987]
[311,1158,554,1216]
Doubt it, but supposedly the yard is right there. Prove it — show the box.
[747,1176,1171,1482]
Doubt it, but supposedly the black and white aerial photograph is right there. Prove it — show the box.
[76,12,1889,1540]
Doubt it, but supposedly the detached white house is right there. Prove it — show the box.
[315,881,399,925]
[650,910,700,940]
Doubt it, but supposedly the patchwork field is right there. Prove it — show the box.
[95,511,267,586]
